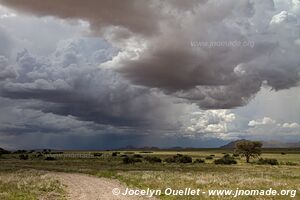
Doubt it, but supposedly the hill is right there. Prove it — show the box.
[220,140,300,148]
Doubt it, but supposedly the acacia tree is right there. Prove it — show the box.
[235,141,262,163]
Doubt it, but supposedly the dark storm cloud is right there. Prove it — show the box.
[0,124,67,136]
[0,0,162,36]
[0,131,225,150]
[0,38,190,131]
[1,0,299,109]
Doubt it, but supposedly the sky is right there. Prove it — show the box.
[0,0,299,150]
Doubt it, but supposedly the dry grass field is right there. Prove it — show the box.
[0,149,299,199]
[0,170,65,200]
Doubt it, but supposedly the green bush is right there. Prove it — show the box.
[144,156,162,163]
[45,156,56,161]
[285,162,298,166]
[133,154,143,158]
[36,153,43,158]
[257,158,278,165]
[122,157,142,164]
[164,154,192,163]
[19,154,29,160]
[112,152,120,156]
[233,153,240,157]
[178,155,193,163]
[205,156,213,160]
[210,154,215,157]
[194,159,205,164]
[164,157,176,163]
[0,148,10,154]
[214,155,237,165]
[42,149,51,154]
[15,150,27,154]
[93,153,103,157]
[122,157,133,164]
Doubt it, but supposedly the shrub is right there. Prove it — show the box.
[164,154,192,163]
[134,158,142,163]
[194,159,205,164]
[164,157,176,163]
[233,153,240,157]
[93,153,103,157]
[122,157,142,164]
[120,154,128,157]
[123,157,134,164]
[43,149,51,154]
[19,154,29,160]
[214,155,237,165]
[205,156,213,160]
[144,156,162,163]
[112,152,120,156]
[257,158,278,165]
[0,148,10,154]
[178,155,193,163]
[140,151,153,154]
[15,150,27,154]
[45,157,56,161]
[285,162,298,166]
[133,154,143,158]
[0,148,10,158]
[36,153,43,158]
[210,154,215,157]
[281,152,286,155]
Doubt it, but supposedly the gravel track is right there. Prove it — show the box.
[48,172,156,200]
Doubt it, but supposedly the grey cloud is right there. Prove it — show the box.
[0,37,236,142]
[117,0,300,109]
[1,0,299,149]
[0,0,162,36]
[0,55,16,81]
[0,38,193,132]
[0,26,12,57]
[0,102,100,136]
[0,131,225,150]
[0,96,230,149]
[1,0,299,109]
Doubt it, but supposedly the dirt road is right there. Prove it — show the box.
[49,172,156,200]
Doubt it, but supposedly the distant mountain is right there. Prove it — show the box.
[220,139,249,148]
[0,147,10,154]
[220,140,300,148]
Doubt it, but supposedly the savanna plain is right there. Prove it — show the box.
[0,148,299,200]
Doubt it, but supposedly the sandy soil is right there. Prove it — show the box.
[48,172,156,200]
